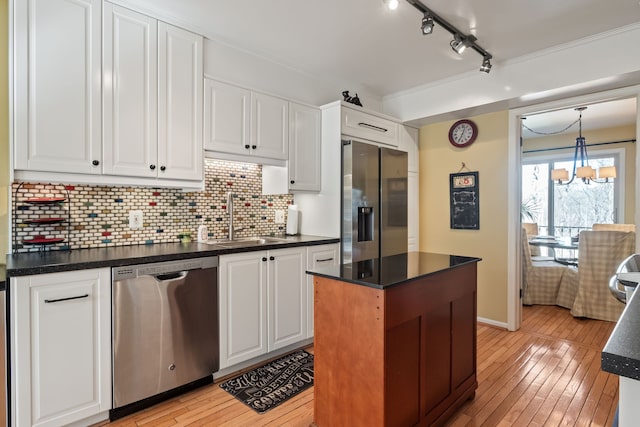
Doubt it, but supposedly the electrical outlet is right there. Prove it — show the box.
[129,210,143,229]
[275,210,285,224]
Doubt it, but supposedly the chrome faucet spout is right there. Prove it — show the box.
[227,192,234,240]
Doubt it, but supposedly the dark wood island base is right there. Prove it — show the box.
[308,252,481,427]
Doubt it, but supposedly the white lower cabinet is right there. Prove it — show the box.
[219,247,306,369]
[10,268,111,427]
[306,244,339,338]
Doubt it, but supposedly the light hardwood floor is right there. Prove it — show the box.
[105,305,618,427]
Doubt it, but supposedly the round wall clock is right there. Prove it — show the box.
[448,119,478,148]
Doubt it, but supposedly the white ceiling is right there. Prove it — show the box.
[522,98,638,139]
[118,0,640,96]
[117,0,640,127]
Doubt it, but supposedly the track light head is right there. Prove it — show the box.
[480,56,492,73]
[450,35,466,54]
[421,14,434,35]
[450,34,476,55]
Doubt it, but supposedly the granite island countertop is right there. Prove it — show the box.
[602,287,640,380]
[307,251,481,289]
[6,234,339,277]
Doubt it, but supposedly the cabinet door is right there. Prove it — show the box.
[103,3,158,178]
[14,0,102,174]
[251,93,288,160]
[408,171,419,251]
[219,252,268,369]
[268,247,306,350]
[158,22,203,181]
[341,106,399,147]
[11,268,111,427]
[289,103,321,192]
[204,79,251,155]
[306,244,339,338]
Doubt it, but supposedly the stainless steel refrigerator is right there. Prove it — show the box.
[342,139,408,263]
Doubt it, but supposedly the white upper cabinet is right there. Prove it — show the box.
[341,106,399,147]
[15,0,203,187]
[157,22,204,181]
[14,0,102,175]
[204,79,288,162]
[251,92,288,160]
[103,5,203,181]
[204,79,251,155]
[288,102,321,192]
[103,3,158,178]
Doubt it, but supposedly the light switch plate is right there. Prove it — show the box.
[129,210,143,229]
[275,210,285,224]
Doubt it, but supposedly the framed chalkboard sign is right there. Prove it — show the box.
[450,172,479,230]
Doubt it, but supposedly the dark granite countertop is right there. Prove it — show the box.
[6,235,339,277]
[602,288,640,380]
[307,252,481,289]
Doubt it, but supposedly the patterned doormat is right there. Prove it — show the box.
[219,349,314,414]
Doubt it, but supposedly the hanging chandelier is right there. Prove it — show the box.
[550,107,617,185]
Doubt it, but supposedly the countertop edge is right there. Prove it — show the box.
[602,287,640,380]
[6,236,340,277]
[307,254,482,289]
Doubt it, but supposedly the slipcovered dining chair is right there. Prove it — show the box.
[570,230,636,322]
[522,222,554,261]
[522,228,577,306]
[522,222,541,256]
[592,223,636,232]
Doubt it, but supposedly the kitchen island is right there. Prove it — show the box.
[307,252,481,427]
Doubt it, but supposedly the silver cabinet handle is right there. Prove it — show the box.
[317,258,334,263]
[45,294,89,304]
[358,122,388,133]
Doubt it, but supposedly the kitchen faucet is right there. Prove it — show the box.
[227,192,242,240]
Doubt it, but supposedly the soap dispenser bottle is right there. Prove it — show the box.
[197,219,208,242]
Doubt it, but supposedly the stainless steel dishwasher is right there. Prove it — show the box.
[111,256,219,419]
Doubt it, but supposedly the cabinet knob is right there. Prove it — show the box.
[262,257,267,262]
[290,180,295,184]
[150,164,156,170]
[269,256,275,261]
[160,166,166,171]
[245,144,250,149]
[92,160,100,166]
[251,145,257,150]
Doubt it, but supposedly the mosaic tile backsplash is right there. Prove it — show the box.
[12,160,293,253]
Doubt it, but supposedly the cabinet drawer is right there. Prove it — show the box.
[341,107,399,147]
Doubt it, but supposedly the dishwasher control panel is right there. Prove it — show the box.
[112,256,218,280]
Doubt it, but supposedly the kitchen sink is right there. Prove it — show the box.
[204,236,288,248]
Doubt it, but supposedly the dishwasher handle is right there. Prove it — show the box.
[154,271,188,281]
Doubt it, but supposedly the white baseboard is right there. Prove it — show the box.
[477,316,508,329]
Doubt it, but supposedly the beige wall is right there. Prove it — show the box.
[522,124,636,224]
[0,0,8,258]
[419,111,510,323]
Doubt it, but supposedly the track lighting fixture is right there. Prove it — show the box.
[404,0,494,73]
[421,14,434,35]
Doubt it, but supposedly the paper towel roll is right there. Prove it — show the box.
[286,205,299,235]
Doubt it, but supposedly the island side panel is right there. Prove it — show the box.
[385,262,478,426]
[313,276,386,427]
